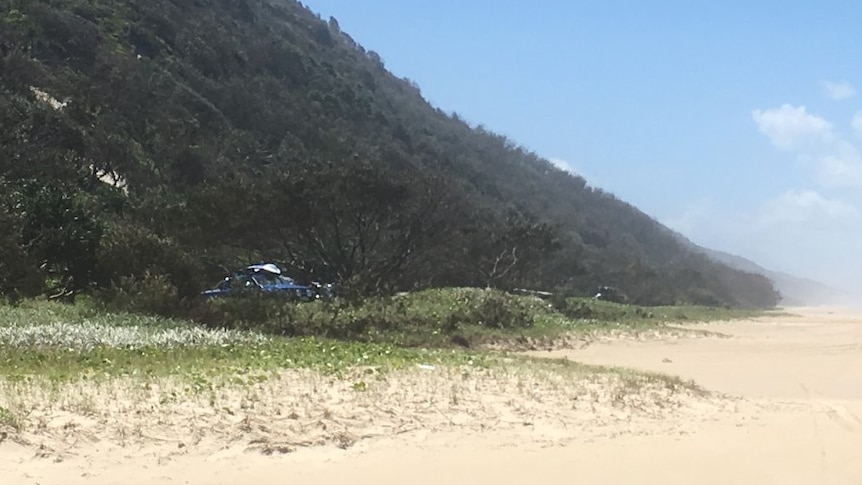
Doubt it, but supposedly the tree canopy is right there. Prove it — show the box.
[0,0,780,308]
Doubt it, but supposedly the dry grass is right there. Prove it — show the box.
[0,359,727,458]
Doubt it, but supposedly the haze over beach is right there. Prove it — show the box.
[303,0,862,295]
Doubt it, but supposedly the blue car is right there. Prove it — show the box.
[202,263,333,301]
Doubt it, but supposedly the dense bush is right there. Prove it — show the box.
[189,288,540,346]
[551,295,652,322]
[94,271,185,317]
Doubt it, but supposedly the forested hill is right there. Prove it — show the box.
[0,0,779,308]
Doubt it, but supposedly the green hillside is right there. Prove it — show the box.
[0,0,779,308]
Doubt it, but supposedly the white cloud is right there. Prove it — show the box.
[549,158,574,173]
[821,80,857,100]
[852,112,862,135]
[815,142,862,187]
[547,157,602,186]
[753,104,862,188]
[759,190,857,226]
[752,104,833,150]
[743,101,862,289]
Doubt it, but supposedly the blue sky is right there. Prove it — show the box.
[301,0,862,291]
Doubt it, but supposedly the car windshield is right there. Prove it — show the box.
[252,271,280,286]
[231,273,257,288]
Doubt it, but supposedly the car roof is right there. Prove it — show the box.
[246,263,282,275]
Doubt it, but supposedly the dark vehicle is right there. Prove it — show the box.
[202,263,334,301]
[593,286,628,303]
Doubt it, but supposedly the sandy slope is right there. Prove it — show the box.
[525,307,862,485]
[2,307,861,484]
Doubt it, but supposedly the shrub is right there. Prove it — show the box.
[94,222,203,299]
[189,288,539,344]
[95,271,186,317]
[445,290,535,330]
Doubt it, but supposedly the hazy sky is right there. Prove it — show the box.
[301,0,862,291]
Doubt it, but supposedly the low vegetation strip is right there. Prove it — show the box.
[0,289,758,451]
[0,335,491,382]
[0,301,489,381]
[191,287,765,347]
[0,321,269,351]
[0,289,766,381]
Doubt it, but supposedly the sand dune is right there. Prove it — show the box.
[2,307,861,484]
